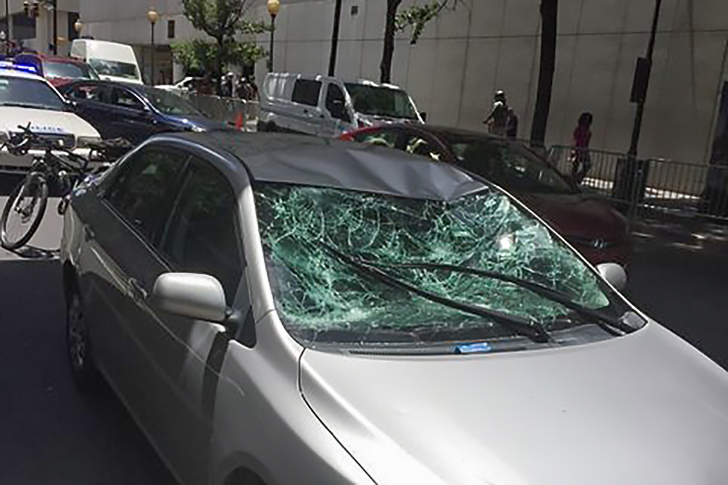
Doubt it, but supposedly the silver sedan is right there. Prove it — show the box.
[60,131,728,485]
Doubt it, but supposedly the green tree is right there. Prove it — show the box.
[380,0,458,84]
[180,0,269,89]
[172,38,267,77]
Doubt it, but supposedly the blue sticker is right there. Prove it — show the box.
[455,342,492,354]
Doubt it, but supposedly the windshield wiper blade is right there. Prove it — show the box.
[369,261,636,336]
[318,243,552,344]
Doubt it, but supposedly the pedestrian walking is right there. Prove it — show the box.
[484,90,510,137]
[506,106,519,139]
[571,112,593,183]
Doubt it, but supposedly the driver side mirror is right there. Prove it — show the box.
[330,99,351,123]
[64,99,78,112]
[151,273,228,323]
[597,263,627,291]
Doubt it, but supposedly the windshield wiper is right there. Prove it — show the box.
[319,243,552,344]
[366,261,637,336]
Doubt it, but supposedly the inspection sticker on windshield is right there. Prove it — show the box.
[455,342,492,354]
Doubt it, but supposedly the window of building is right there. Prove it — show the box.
[167,20,175,39]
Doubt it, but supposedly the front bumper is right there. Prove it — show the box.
[0,148,98,174]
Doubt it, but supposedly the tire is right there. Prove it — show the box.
[66,289,102,391]
[0,172,48,250]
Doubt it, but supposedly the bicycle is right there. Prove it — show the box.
[0,125,132,250]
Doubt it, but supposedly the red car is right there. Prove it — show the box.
[341,124,631,267]
[14,53,99,87]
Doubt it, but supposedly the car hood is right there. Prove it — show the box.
[356,113,421,126]
[99,74,143,85]
[300,322,728,485]
[163,114,228,132]
[0,107,100,138]
[517,192,626,241]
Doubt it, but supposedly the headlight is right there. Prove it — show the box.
[76,135,102,148]
[190,125,206,133]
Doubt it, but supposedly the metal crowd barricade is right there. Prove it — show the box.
[183,93,259,132]
[548,145,728,223]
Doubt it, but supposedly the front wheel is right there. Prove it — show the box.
[66,289,102,391]
[0,172,48,250]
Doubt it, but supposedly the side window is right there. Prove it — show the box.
[67,83,105,102]
[355,129,399,149]
[291,79,321,107]
[110,87,144,110]
[325,84,350,122]
[160,159,242,303]
[105,148,187,241]
[404,134,443,161]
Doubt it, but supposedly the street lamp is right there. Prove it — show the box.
[147,7,159,86]
[267,0,279,72]
[74,19,83,36]
[0,31,6,56]
[4,0,9,54]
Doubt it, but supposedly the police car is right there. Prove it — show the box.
[0,61,101,172]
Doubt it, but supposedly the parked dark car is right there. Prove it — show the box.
[341,124,631,267]
[59,80,227,144]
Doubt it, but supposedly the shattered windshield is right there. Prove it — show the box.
[255,183,629,347]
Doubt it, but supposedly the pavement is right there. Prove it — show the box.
[0,177,726,483]
[0,177,176,485]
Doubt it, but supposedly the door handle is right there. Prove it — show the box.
[83,226,95,242]
[128,278,148,301]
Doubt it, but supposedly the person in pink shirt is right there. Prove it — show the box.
[571,112,593,183]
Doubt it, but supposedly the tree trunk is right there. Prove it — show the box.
[215,35,224,96]
[530,0,558,147]
[380,0,402,84]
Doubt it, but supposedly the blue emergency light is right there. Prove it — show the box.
[0,60,40,75]
[0,52,43,76]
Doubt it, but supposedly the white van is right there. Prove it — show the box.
[258,73,423,137]
[70,39,143,85]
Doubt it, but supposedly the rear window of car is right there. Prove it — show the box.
[43,61,98,80]
[292,79,321,107]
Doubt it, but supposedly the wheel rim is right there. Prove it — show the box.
[3,183,42,246]
[67,296,87,371]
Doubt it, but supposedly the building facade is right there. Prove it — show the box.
[79,0,728,164]
[1,0,81,56]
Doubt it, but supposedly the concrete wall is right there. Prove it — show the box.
[81,0,728,164]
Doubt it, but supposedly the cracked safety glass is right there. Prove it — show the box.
[255,183,630,347]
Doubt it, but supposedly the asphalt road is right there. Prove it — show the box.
[0,177,176,485]
[0,176,726,484]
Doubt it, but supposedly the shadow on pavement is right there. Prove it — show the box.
[0,260,175,485]
[628,217,728,371]
[4,245,59,260]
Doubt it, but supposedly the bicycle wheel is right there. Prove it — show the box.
[1,173,49,250]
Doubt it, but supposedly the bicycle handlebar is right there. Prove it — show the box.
[3,124,133,172]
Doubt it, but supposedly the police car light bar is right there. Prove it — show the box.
[0,60,40,75]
